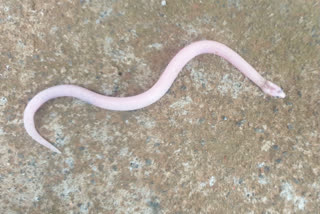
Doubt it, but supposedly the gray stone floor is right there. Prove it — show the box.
[0,0,319,213]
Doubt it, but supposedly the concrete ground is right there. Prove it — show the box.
[0,0,319,213]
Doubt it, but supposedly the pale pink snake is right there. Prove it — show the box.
[24,40,286,154]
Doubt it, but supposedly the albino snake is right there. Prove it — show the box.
[23,40,286,154]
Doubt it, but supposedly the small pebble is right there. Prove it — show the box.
[161,0,166,6]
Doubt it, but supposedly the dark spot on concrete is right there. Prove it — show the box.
[226,191,231,197]
[275,158,282,163]
[297,90,302,97]
[112,84,119,94]
[62,169,70,175]
[273,106,279,113]
[99,11,110,18]
[254,128,264,133]
[286,101,293,106]
[7,52,13,59]
[146,136,151,143]
[28,159,37,167]
[98,164,104,171]
[236,119,246,127]
[238,178,243,184]
[147,200,161,214]
[33,55,40,60]
[112,165,117,171]
[130,162,139,168]
[198,118,205,124]
[293,178,300,184]
[145,159,152,166]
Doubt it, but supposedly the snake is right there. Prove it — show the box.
[23,40,286,154]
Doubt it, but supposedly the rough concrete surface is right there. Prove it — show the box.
[0,0,319,213]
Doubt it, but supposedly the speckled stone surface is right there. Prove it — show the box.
[1,0,319,213]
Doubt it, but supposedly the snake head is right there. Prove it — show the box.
[261,81,286,98]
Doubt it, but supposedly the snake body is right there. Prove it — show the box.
[24,40,285,154]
